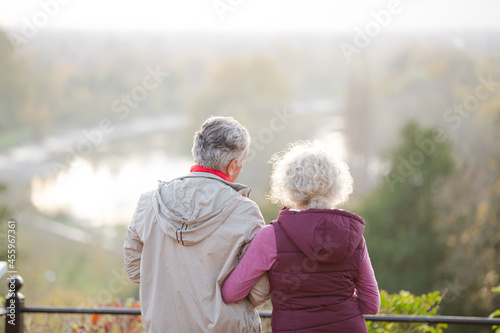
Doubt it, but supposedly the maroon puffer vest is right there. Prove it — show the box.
[268,209,367,333]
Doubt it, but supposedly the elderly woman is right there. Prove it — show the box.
[124,116,269,333]
[223,141,380,332]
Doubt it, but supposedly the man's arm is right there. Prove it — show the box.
[124,223,143,283]
[123,194,147,283]
[247,272,271,307]
[224,225,276,306]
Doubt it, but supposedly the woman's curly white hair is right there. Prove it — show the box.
[268,141,353,210]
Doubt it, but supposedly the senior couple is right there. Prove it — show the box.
[124,116,380,333]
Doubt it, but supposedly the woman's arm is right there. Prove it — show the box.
[222,225,277,303]
[355,237,381,314]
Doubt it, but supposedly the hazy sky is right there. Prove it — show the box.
[1,0,500,34]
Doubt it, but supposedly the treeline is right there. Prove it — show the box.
[354,119,500,322]
[1,26,499,324]
[0,30,193,142]
[340,42,500,326]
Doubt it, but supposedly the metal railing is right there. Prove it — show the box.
[3,275,500,332]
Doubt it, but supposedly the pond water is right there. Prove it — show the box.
[27,117,348,226]
[30,151,192,226]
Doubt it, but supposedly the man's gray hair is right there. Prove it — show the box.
[191,116,251,170]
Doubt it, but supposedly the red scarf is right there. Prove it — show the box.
[190,165,232,182]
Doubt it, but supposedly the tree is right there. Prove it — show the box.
[359,121,455,294]
[186,55,291,135]
[436,90,500,317]
[0,183,11,262]
[0,30,32,132]
[344,55,375,193]
[184,55,294,198]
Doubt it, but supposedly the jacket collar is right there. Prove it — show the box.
[190,165,232,182]
[162,172,251,197]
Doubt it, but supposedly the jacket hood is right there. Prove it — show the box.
[152,173,250,246]
[277,209,365,264]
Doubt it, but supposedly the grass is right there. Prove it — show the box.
[0,128,35,150]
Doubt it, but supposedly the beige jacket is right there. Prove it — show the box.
[124,172,270,333]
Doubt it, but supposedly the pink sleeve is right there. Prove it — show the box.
[222,225,277,303]
[355,237,380,314]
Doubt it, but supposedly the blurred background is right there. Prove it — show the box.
[0,0,499,331]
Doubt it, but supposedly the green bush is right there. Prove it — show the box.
[367,290,447,333]
[490,286,500,333]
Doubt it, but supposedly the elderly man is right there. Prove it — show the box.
[124,116,269,333]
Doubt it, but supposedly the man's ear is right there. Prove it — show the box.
[228,159,238,171]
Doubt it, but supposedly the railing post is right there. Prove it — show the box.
[5,275,24,333]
